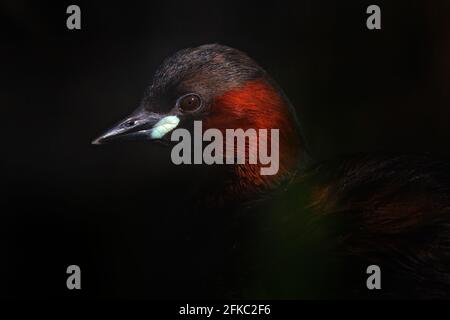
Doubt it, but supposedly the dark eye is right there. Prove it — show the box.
[177,94,202,112]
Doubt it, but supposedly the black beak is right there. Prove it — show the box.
[92,109,176,145]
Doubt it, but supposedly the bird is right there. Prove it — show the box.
[92,44,450,299]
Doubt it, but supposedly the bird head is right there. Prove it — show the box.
[92,44,307,200]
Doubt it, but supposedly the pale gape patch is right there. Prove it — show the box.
[150,115,180,139]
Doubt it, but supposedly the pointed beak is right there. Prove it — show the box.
[91,109,180,145]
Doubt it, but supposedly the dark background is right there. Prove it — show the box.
[1,0,449,298]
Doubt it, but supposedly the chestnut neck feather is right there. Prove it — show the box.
[203,80,304,202]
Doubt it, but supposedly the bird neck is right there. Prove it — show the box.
[202,79,307,204]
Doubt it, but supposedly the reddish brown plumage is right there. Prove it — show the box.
[203,80,301,196]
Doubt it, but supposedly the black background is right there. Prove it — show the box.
[1,0,449,298]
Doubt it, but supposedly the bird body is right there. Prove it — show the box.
[249,154,450,298]
[93,44,450,298]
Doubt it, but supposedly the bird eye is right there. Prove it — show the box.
[177,94,202,112]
